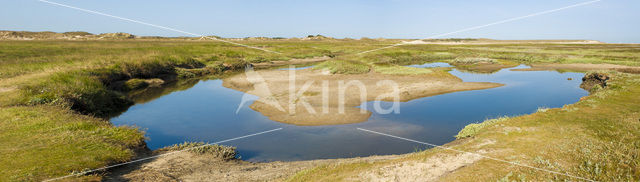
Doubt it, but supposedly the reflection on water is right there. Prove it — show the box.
[111,65,588,162]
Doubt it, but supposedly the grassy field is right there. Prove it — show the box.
[1,38,640,181]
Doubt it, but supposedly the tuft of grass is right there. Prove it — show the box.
[123,79,149,91]
[455,116,510,139]
[160,142,237,160]
[315,60,370,74]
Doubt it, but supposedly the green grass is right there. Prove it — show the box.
[314,60,371,74]
[372,64,434,75]
[0,105,144,181]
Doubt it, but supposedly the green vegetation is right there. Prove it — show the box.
[373,64,433,75]
[315,60,371,74]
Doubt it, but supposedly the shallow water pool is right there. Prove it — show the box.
[111,65,587,161]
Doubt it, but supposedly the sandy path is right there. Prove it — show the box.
[358,153,483,182]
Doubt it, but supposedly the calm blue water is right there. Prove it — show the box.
[110,65,587,162]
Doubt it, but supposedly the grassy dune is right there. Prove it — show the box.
[1,38,640,180]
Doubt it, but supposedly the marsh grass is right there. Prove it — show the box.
[372,64,433,75]
[315,60,370,74]
[0,105,144,181]
[367,50,455,65]
[22,71,132,117]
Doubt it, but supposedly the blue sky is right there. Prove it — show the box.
[1,0,639,43]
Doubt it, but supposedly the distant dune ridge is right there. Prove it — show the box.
[0,30,603,43]
[0,30,135,40]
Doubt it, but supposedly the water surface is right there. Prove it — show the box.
[111,65,587,161]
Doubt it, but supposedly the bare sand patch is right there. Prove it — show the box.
[223,68,503,126]
[359,152,483,182]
